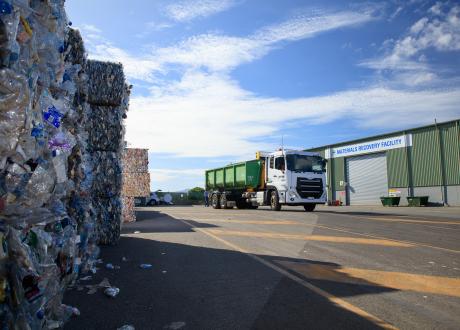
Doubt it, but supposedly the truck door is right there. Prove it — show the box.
[267,156,286,201]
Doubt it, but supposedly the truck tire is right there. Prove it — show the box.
[247,204,258,209]
[304,204,316,212]
[211,194,221,209]
[220,194,228,209]
[270,191,281,211]
[236,199,247,209]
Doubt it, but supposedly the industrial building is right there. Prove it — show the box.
[307,119,460,206]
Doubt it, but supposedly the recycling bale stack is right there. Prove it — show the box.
[0,1,129,328]
[121,148,150,222]
[86,60,130,244]
[0,1,85,327]
[65,28,100,275]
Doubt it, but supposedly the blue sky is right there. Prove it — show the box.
[66,0,460,191]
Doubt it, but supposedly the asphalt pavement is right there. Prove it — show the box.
[64,205,460,330]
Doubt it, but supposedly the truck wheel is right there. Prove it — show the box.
[304,204,316,212]
[211,194,221,209]
[220,194,228,209]
[247,204,258,209]
[236,199,247,209]
[270,191,281,211]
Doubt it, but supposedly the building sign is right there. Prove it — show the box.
[388,189,401,197]
[325,134,412,159]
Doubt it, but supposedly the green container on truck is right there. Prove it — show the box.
[206,160,262,191]
[205,150,327,212]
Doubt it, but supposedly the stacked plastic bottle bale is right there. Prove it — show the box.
[64,28,100,276]
[121,148,150,222]
[0,1,82,327]
[85,60,129,245]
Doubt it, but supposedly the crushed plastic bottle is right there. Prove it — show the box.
[104,287,120,298]
[139,264,153,269]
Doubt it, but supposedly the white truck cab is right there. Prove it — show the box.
[257,149,327,211]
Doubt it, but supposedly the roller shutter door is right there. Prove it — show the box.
[346,153,388,205]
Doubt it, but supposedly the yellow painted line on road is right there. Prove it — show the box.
[186,219,299,225]
[366,217,460,226]
[322,212,460,226]
[205,229,412,247]
[168,215,398,330]
[308,223,460,254]
[276,261,460,298]
[160,211,460,254]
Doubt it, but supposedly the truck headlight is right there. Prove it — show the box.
[289,191,298,198]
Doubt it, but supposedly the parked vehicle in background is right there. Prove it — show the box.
[147,192,160,206]
[205,150,327,211]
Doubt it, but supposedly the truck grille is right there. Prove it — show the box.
[296,178,323,199]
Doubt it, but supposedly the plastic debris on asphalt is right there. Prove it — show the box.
[104,287,120,298]
[139,264,153,269]
[118,325,135,330]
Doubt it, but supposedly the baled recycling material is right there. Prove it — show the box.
[121,196,136,223]
[86,61,126,107]
[122,172,150,197]
[121,148,150,222]
[88,105,125,152]
[0,1,129,328]
[92,151,123,197]
[122,148,148,173]
[86,60,130,243]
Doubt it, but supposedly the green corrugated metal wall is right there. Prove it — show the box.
[307,120,459,201]
[333,157,345,191]
[387,148,408,188]
[411,128,442,187]
[440,122,460,185]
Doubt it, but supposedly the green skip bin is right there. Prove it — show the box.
[380,196,401,207]
[407,196,429,207]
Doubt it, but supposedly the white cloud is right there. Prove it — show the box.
[135,21,174,38]
[360,3,460,85]
[126,71,460,157]
[156,10,373,73]
[165,0,238,22]
[149,168,205,190]
[81,9,374,82]
[80,6,460,163]
[150,169,205,182]
[80,24,101,34]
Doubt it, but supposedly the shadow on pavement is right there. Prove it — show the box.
[316,210,409,217]
[65,211,396,330]
[121,211,219,234]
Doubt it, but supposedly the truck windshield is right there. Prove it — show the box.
[286,155,325,173]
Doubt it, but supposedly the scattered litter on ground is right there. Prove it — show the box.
[84,277,112,295]
[104,287,120,298]
[163,321,186,329]
[117,325,135,330]
[140,264,153,269]
[80,276,93,281]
